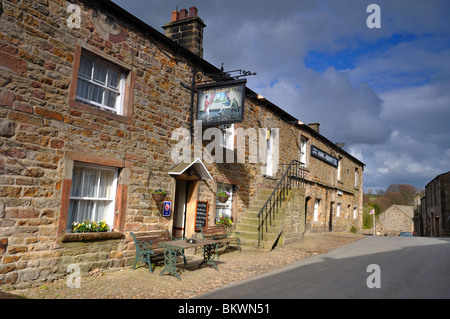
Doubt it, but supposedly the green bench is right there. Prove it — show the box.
[130,230,185,272]
[200,225,241,258]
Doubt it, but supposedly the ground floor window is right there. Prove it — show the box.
[313,199,320,221]
[67,163,118,231]
[215,183,233,223]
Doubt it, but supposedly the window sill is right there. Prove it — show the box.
[61,232,125,242]
[69,99,131,124]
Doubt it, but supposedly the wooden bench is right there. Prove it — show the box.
[130,230,185,273]
[200,225,241,258]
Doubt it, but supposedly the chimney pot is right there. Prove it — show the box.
[189,6,198,17]
[171,9,180,22]
[163,7,206,58]
[180,8,188,20]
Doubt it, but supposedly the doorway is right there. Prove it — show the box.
[329,202,334,231]
[304,196,311,230]
[172,179,199,239]
[172,179,189,238]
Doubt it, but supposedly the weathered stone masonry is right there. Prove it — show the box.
[0,0,364,288]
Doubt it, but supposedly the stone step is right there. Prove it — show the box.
[236,183,305,250]
[237,219,284,232]
[237,230,259,241]
[244,203,290,215]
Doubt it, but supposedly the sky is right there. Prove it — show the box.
[112,0,450,192]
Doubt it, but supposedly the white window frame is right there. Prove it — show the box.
[300,136,308,166]
[215,183,234,221]
[353,206,358,219]
[67,163,118,231]
[337,156,343,181]
[336,203,341,217]
[76,53,126,115]
[220,124,235,150]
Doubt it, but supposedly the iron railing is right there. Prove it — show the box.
[257,160,305,248]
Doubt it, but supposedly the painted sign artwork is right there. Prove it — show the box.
[196,79,245,126]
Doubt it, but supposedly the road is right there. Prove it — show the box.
[199,236,450,299]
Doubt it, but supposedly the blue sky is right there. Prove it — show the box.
[112,0,450,192]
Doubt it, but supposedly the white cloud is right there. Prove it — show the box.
[258,67,392,146]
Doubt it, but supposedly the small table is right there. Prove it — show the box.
[158,238,219,280]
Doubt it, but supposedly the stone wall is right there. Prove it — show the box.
[0,0,202,287]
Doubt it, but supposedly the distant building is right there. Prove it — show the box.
[414,171,450,237]
[377,205,414,236]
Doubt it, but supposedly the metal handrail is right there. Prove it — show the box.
[257,160,305,248]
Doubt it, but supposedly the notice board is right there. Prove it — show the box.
[194,201,208,231]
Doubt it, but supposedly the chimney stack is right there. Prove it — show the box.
[163,6,206,58]
[308,123,320,133]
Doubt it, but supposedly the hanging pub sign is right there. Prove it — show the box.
[196,79,246,126]
[311,145,338,167]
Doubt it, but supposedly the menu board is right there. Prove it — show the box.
[194,201,208,231]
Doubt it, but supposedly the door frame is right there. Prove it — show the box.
[171,175,199,239]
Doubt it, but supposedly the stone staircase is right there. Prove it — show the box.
[237,178,305,250]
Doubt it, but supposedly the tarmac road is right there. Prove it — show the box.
[199,236,450,299]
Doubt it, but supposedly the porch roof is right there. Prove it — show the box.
[168,158,212,180]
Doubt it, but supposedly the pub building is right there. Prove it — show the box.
[0,0,364,287]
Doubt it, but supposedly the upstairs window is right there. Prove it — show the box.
[300,136,308,166]
[76,54,126,115]
[337,156,343,181]
[220,124,235,150]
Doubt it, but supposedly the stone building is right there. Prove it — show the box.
[414,171,450,237]
[298,124,364,234]
[0,0,364,288]
[377,205,414,236]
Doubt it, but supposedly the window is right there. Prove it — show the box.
[76,54,126,114]
[215,183,233,221]
[300,136,308,166]
[67,163,118,231]
[336,203,341,217]
[353,207,358,219]
[355,168,359,188]
[313,199,320,222]
[337,156,343,181]
[220,124,234,150]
